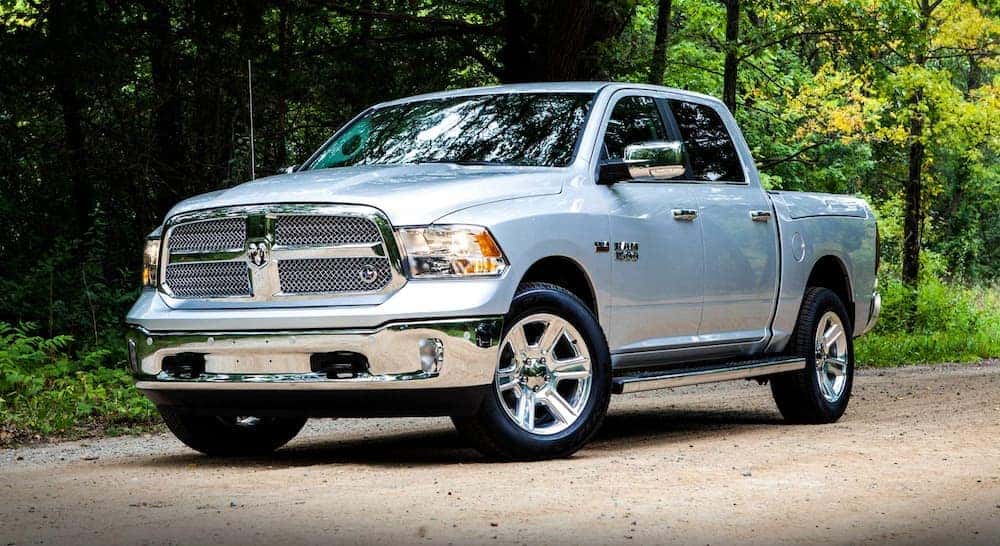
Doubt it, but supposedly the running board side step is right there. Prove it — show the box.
[612,357,807,394]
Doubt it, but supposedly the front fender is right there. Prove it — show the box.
[434,191,611,322]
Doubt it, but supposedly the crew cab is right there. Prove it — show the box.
[126,82,880,460]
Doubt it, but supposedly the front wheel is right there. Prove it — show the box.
[453,283,612,461]
[771,287,855,424]
[159,409,307,457]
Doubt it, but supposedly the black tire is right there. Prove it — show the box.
[452,282,612,461]
[159,408,307,457]
[771,287,855,424]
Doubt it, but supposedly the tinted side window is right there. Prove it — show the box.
[603,96,667,161]
[667,100,745,182]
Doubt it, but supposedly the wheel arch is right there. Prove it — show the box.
[806,255,855,327]
[518,256,599,319]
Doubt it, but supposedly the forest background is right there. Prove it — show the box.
[1,0,997,443]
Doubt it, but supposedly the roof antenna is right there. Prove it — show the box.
[247,59,256,180]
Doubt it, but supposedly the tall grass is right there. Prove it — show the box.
[856,276,1000,367]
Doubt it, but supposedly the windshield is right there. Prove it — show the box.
[306,93,594,169]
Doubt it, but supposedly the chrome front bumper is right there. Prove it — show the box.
[126,317,503,392]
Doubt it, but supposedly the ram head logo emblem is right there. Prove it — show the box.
[359,264,379,285]
[247,241,269,268]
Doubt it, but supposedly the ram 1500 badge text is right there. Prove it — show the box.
[127,83,880,460]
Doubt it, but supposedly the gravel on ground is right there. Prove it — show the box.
[2,361,999,545]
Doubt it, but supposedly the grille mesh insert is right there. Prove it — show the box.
[278,257,392,294]
[163,210,397,300]
[164,262,250,298]
[168,219,246,252]
[275,215,382,247]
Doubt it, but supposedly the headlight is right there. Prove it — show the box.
[396,225,508,278]
[142,238,160,288]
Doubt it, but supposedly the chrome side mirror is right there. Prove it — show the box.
[598,141,686,185]
[623,141,686,180]
[279,164,299,174]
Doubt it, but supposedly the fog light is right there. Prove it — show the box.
[161,353,205,379]
[419,338,444,374]
[310,351,368,379]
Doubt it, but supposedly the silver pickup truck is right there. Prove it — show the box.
[126,82,880,460]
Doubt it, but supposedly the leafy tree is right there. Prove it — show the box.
[0,0,997,348]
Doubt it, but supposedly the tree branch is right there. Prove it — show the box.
[321,3,500,36]
[666,59,725,76]
[759,141,826,169]
[739,27,878,61]
[460,42,504,78]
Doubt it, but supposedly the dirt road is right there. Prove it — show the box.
[2,362,999,545]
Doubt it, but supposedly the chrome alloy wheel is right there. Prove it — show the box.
[495,313,593,436]
[814,311,849,403]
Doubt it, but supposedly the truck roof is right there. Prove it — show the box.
[375,82,723,109]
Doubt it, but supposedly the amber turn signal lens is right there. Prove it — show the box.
[396,225,508,278]
[473,230,503,258]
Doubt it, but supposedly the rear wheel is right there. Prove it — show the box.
[771,287,854,424]
[159,409,306,457]
[453,283,611,460]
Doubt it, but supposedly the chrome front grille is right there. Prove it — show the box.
[275,215,382,247]
[168,218,246,252]
[159,205,403,302]
[163,262,251,298]
[278,257,393,294]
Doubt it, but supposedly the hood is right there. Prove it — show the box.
[165,164,567,225]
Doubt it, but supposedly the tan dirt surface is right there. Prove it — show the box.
[2,361,999,545]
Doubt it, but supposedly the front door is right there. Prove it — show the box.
[601,93,705,360]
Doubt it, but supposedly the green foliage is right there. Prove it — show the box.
[614,0,1000,282]
[856,277,1000,366]
[0,323,156,445]
[0,0,998,443]
[625,0,1000,367]
[856,193,1000,366]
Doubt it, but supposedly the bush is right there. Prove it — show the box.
[0,322,157,446]
[856,275,1000,367]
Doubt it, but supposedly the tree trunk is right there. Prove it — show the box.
[902,93,923,287]
[539,0,594,79]
[501,0,634,82]
[966,55,983,94]
[901,2,934,289]
[501,0,533,82]
[147,0,185,220]
[239,0,266,179]
[648,0,673,85]
[273,9,290,169]
[48,0,92,233]
[722,0,740,113]
[187,2,225,190]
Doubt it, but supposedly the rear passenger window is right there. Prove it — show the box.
[667,100,745,182]
[603,96,668,161]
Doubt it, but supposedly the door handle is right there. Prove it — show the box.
[672,209,698,221]
[749,210,772,222]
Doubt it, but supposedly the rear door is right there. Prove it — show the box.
[665,99,779,349]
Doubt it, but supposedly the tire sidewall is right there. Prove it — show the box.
[800,289,855,418]
[478,284,611,457]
